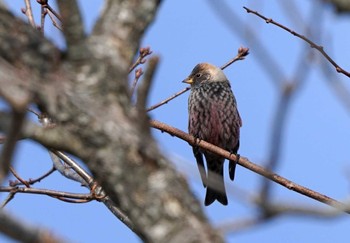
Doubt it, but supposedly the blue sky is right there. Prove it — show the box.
[1,0,350,242]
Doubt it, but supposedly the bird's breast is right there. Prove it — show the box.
[188,83,237,147]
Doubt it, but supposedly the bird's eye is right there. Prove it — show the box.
[196,73,202,78]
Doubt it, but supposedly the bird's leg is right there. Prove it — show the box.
[194,136,202,146]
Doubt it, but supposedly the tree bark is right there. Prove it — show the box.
[0,1,224,242]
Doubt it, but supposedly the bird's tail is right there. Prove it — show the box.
[204,159,227,206]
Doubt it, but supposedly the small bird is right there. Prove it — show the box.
[183,63,242,206]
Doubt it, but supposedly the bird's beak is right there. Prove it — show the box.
[182,77,193,85]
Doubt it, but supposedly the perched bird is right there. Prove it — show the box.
[183,63,242,206]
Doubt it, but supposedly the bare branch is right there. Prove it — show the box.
[147,47,249,112]
[22,0,36,28]
[220,46,250,70]
[320,60,350,113]
[150,119,350,213]
[39,5,47,34]
[49,151,89,187]
[51,150,136,234]
[46,9,62,31]
[51,150,93,187]
[9,167,30,188]
[0,211,64,243]
[207,0,285,88]
[37,0,62,22]
[217,202,346,234]
[57,0,85,60]
[244,6,350,78]
[130,68,144,97]
[0,186,93,201]
[129,47,153,73]
[147,87,191,112]
[0,109,26,184]
[217,217,264,234]
[9,167,56,187]
[136,56,159,114]
[100,196,136,235]
[1,191,16,208]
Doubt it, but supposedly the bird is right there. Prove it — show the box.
[183,63,242,206]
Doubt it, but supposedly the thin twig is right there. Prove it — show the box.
[150,119,350,213]
[320,60,350,113]
[101,196,136,232]
[147,47,249,112]
[130,68,143,97]
[53,197,92,203]
[27,108,40,117]
[0,110,26,185]
[40,5,47,34]
[37,1,62,22]
[1,191,16,208]
[9,167,30,188]
[49,151,88,187]
[207,0,284,88]
[0,186,94,201]
[129,47,152,73]
[51,150,94,187]
[220,47,249,70]
[0,210,65,242]
[217,216,264,234]
[147,87,191,112]
[217,201,345,234]
[46,10,63,31]
[27,110,134,231]
[45,3,62,22]
[243,6,350,78]
[259,5,320,210]
[36,0,63,31]
[9,167,56,187]
[136,56,159,112]
[22,0,36,28]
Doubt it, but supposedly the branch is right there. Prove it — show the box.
[22,0,36,28]
[46,8,62,31]
[50,150,136,234]
[9,167,56,187]
[49,151,89,187]
[147,87,190,112]
[0,8,60,74]
[243,6,350,78]
[91,0,161,69]
[0,109,26,184]
[136,56,159,114]
[217,202,346,234]
[0,211,64,243]
[207,0,285,88]
[50,150,94,188]
[130,68,143,97]
[129,47,153,73]
[9,167,30,188]
[150,119,350,213]
[56,0,86,60]
[220,46,249,70]
[147,47,249,112]
[0,186,93,201]
[37,0,62,22]
[1,115,84,154]
[39,5,46,34]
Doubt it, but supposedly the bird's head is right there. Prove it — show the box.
[182,63,228,86]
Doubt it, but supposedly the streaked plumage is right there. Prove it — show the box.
[183,63,241,206]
